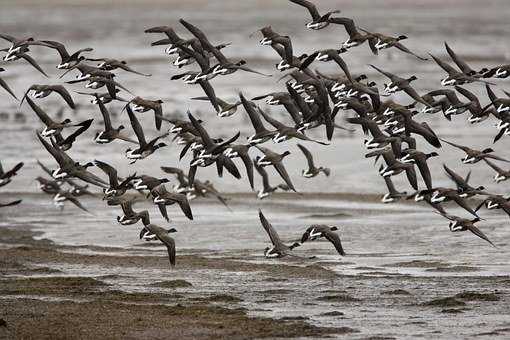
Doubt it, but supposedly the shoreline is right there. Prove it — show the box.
[0,225,347,339]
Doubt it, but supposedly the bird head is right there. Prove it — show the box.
[281,150,291,158]
[330,226,339,231]
[337,47,348,54]
[167,228,177,233]
[63,118,72,124]
[367,81,377,87]
[476,185,485,191]
[236,60,247,66]
[408,75,418,82]
[428,152,439,158]
[118,125,125,130]
[157,99,164,104]
[356,74,367,81]
[156,142,168,149]
[397,35,408,41]
[482,148,494,154]
[160,178,170,184]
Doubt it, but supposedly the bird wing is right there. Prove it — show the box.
[393,42,428,61]
[52,85,75,109]
[0,76,18,100]
[26,97,54,126]
[0,199,22,207]
[94,160,119,188]
[467,225,495,247]
[273,162,296,192]
[328,17,358,37]
[126,105,147,146]
[289,0,321,21]
[440,139,471,153]
[198,80,220,112]
[483,158,505,174]
[297,143,315,171]
[329,51,353,82]
[369,64,396,81]
[324,230,346,255]
[95,95,112,131]
[19,53,48,77]
[239,151,255,190]
[258,210,285,248]
[445,42,475,75]
[187,111,214,148]
[429,53,458,75]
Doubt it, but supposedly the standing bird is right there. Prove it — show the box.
[300,225,345,255]
[143,224,178,267]
[297,144,330,178]
[259,210,300,258]
[289,0,341,30]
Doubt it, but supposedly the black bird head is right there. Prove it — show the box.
[160,178,170,184]
[118,125,125,130]
[479,67,490,75]
[397,35,408,41]
[63,118,72,124]
[356,74,367,81]
[155,142,167,149]
[476,185,486,191]
[330,226,339,231]
[367,81,377,87]
[281,150,291,158]
[482,148,494,154]
[167,228,177,233]
[0,67,4,72]
[157,99,164,104]
[408,75,418,82]
[337,47,348,54]
[236,60,247,66]
[427,152,439,158]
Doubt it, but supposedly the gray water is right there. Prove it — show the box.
[1,1,510,338]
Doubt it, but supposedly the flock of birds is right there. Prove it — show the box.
[1,0,510,266]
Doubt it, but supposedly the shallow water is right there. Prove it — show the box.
[1,1,510,338]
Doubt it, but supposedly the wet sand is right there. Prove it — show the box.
[1,213,510,339]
